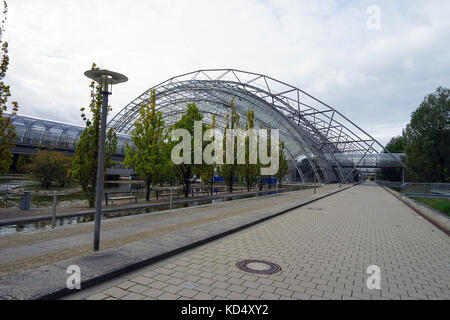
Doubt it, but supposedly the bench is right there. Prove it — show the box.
[191,189,211,197]
[105,192,138,207]
[191,187,224,197]
[155,188,181,200]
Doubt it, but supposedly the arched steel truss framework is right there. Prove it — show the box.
[108,69,405,183]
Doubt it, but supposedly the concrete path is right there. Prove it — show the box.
[64,182,450,300]
[0,184,343,299]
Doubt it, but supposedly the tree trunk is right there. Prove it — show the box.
[227,176,233,193]
[145,180,151,201]
[183,166,191,198]
[439,156,446,182]
[184,178,190,198]
[89,171,97,208]
[89,187,95,208]
[210,174,214,195]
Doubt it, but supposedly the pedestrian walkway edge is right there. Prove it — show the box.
[379,184,450,236]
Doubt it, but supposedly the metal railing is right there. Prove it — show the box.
[377,181,450,199]
[400,183,450,194]
[376,180,403,188]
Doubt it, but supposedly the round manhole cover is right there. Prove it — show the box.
[236,259,282,274]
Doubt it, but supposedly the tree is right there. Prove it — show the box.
[258,122,276,189]
[199,114,218,195]
[0,0,18,175]
[171,103,205,197]
[16,154,26,173]
[71,63,117,207]
[404,87,450,182]
[53,152,73,187]
[385,135,407,154]
[220,98,240,193]
[27,149,72,189]
[266,123,273,189]
[239,109,259,191]
[123,90,170,201]
[379,135,406,181]
[275,141,290,186]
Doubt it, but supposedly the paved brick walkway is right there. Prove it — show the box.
[0,185,337,278]
[65,182,450,300]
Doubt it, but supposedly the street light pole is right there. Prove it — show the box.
[84,69,128,252]
[93,81,109,251]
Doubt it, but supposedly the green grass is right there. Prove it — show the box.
[411,197,450,216]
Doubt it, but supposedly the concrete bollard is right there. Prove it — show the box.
[19,191,31,211]
[169,188,173,211]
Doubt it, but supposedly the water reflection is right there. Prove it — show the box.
[0,187,304,236]
[0,181,144,208]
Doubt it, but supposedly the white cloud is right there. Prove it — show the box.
[3,0,450,146]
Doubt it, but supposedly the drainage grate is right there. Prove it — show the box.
[236,259,282,275]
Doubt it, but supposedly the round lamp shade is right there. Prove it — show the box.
[84,69,128,85]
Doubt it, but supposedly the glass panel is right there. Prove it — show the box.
[29,125,46,145]
[12,122,27,143]
[42,127,63,147]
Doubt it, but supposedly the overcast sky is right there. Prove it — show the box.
[4,0,450,146]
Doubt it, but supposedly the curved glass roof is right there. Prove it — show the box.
[109,69,404,183]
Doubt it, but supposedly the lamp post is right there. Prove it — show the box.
[84,69,128,252]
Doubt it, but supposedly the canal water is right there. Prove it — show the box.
[0,200,211,236]
[0,181,301,236]
[0,180,143,208]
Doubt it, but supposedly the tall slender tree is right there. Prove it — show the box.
[239,109,259,191]
[199,114,217,195]
[264,123,273,189]
[123,90,170,201]
[171,103,205,197]
[71,63,117,207]
[275,141,290,186]
[220,98,240,193]
[0,0,18,175]
[257,124,264,191]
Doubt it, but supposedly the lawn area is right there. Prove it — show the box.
[411,197,450,216]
